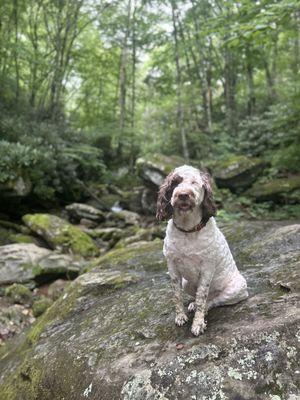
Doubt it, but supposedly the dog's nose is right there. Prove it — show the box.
[178,193,190,200]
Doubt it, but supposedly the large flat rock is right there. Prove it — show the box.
[0,221,299,400]
[0,243,86,286]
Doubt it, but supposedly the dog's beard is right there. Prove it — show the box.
[173,199,196,212]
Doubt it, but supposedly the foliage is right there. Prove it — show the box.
[0,114,105,202]
[0,0,299,205]
[0,141,38,183]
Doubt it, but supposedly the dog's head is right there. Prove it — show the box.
[156,165,217,223]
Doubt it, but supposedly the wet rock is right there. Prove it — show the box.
[65,203,105,223]
[213,155,266,192]
[246,175,300,203]
[23,213,99,257]
[0,221,299,400]
[0,243,86,286]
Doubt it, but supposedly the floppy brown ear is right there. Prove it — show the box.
[201,172,217,224]
[156,172,183,221]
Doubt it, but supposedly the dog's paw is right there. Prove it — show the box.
[191,319,207,336]
[188,301,196,312]
[175,312,188,326]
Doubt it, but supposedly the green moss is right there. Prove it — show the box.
[26,282,81,345]
[5,284,33,305]
[89,239,165,272]
[53,224,98,257]
[23,213,51,231]
[23,213,99,257]
[9,233,37,244]
[214,155,264,178]
[0,359,44,400]
[0,227,12,245]
[249,176,300,201]
[32,297,53,317]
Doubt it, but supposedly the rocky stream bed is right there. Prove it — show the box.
[0,154,299,399]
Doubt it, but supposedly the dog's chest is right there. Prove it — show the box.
[164,233,209,276]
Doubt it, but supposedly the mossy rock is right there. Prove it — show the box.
[5,284,33,305]
[213,155,266,192]
[0,221,299,400]
[136,153,186,188]
[32,297,54,317]
[246,175,300,203]
[89,239,165,272]
[22,213,99,258]
[0,221,36,246]
[8,233,40,245]
[0,227,13,246]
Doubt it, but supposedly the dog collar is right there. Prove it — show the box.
[172,219,206,233]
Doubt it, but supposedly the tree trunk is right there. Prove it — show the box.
[117,0,132,156]
[13,0,20,107]
[171,0,189,161]
[224,46,237,133]
[245,46,255,116]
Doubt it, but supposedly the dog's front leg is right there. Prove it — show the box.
[169,265,188,326]
[191,268,214,336]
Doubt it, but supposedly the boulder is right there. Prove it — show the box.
[106,210,141,227]
[213,155,266,192]
[0,243,85,286]
[246,175,300,203]
[84,227,134,249]
[114,226,165,249]
[141,187,157,215]
[65,203,105,223]
[22,213,99,257]
[0,220,40,246]
[0,222,299,399]
[136,153,185,188]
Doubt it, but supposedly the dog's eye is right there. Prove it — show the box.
[191,180,196,185]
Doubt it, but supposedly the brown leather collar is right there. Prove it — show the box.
[172,219,206,233]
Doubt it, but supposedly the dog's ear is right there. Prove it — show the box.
[156,171,183,221]
[201,172,217,224]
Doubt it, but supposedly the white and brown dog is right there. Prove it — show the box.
[156,165,248,336]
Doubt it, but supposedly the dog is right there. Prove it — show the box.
[156,165,248,336]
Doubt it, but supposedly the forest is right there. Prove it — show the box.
[0,1,300,397]
[0,0,299,217]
